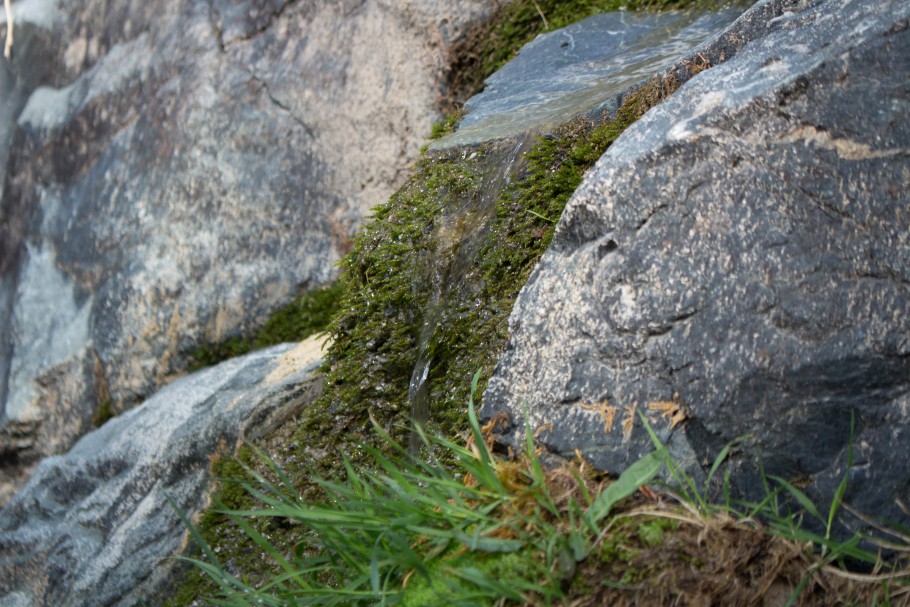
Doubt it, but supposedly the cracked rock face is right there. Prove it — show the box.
[484,0,910,531]
[0,0,499,500]
[0,336,325,607]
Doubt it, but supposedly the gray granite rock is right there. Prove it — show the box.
[484,0,910,531]
[0,336,325,607]
[0,0,501,499]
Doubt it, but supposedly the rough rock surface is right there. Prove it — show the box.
[0,0,500,499]
[484,0,910,530]
[0,335,325,607]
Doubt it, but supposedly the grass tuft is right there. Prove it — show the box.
[179,386,910,606]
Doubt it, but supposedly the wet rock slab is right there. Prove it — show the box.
[484,0,910,532]
[435,4,746,148]
[0,336,325,607]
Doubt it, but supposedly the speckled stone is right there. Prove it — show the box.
[484,0,910,533]
[433,4,746,148]
[0,337,324,607]
[0,0,502,499]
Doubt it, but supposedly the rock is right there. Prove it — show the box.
[484,0,910,531]
[0,0,501,499]
[436,5,746,148]
[0,335,326,607]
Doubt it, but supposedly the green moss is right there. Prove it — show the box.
[400,551,540,607]
[637,517,677,547]
[576,514,686,591]
[92,398,115,428]
[189,282,344,370]
[311,77,672,450]
[429,108,466,141]
[189,335,251,370]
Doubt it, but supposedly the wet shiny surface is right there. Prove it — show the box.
[434,5,746,148]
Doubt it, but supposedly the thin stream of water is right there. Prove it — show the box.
[407,135,534,453]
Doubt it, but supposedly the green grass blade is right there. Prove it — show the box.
[527,209,557,223]
[587,449,664,525]
[173,556,250,597]
[453,529,525,553]
[452,566,526,602]
[827,413,855,541]
[370,547,381,595]
[524,418,558,516]
[705,443,732,489]
[768,475,823,523]
[467,370,496,471]
[166,493,222,569]
[228,513,311,590]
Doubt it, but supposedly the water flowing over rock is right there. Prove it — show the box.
[435,4,745,148]
[484,0,910,532]
[0,336,325,607]
[0,0,501,499]
[2,0,906,602]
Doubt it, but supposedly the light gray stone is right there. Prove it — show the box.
[0,336,326,607]
[0,0,502,498]
[484,0,910,532]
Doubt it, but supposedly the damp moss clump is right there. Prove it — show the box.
[308,71,695,455]
[170,63,709,605]
[255,77,687,515]
[189,282,344,370]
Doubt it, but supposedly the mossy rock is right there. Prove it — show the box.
[172,2,726,603]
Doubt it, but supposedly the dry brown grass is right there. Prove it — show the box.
[477,416,910,607]
[566,496,910,606]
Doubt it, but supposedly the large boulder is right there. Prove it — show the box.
[484,0,910,530]
[0,335,325,607]
[0,0,500,499]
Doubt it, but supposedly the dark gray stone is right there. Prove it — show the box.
[0,0,500,499]
[484,0,910,531]
[0,337,325,607]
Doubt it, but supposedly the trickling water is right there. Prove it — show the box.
[407,135,533,453]
[407,4,748,451]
